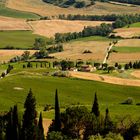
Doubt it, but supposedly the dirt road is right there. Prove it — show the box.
[69,71,140,87]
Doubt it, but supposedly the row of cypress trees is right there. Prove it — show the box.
[2,89,110,140]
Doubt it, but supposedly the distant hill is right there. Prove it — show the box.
[6,0,140,17]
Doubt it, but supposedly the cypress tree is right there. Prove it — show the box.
[54,89,61,131]
[22,88,37,140]
[104,108,114,134]
[37,112,44,140]
[12,105,19,140]
[92,92,100,117]
[6,108,13,140]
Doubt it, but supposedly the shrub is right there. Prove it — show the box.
[121,97,134,105]
[83,50,92,54]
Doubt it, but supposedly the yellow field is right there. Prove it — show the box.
[108,52,140,63]
[50,40,110,61]
[116,39,140,47]
[114,28,140,38]
[29,20,112,37]
[6,0,140,16]
[0,16,31,30]
[0,50,36,63]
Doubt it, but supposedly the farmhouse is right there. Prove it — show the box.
[81,65,94,72]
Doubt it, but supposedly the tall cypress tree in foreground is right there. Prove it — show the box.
[92,92,100,117]
[6,108,13,140]
[12,105,19,140]
[104,108,114,134]
[37,112,44,140]
[22,88,37,140]
[54,89,61,131]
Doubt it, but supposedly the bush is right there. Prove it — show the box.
[88,133,124,140]
[121,97,134,105]
[74,1,86,8]
[83,50,92,54]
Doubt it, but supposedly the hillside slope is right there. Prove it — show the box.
[6,0,140,16]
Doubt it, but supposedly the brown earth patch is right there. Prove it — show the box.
[0,16,31,30]
[69,71,140,87]
[29,20,112,37]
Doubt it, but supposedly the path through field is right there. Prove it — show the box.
[103,44,113,64]
[69,71,140,87]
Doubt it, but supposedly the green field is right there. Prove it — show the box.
[0,62,140,119]
[113,46,140,53]
[0,7,40,19]
[128,22,140,27]
[0,1,40,19]
[0,31,48,49]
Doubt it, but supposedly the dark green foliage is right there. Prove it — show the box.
[74,1,86,8]
[104,108,114,135]
[33,38,46,50]
[21,51,30,61]
[47,131,69,140]
[54,89,61,131]
[123,121,140,140]
[22,89,37,140]
[109,0,140,5]
[60,60,74,71]
[92,93,100,117]
[43,0,87,8]
[108,66,115,73]
[55,23,113,43]
[27,62,32,68]
[47,44,64,53]
[61,106,89,139]
[124,64,129,70]
[37,112,44,140]
[6,108,13,140]
[6,65,13,74]
[33,48,48,59]
[12,105,19,140]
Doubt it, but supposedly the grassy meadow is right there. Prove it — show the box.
[0,62,140,120]
[0,31,48,49]
[0,1,40,19]
[113,46,140,53]
[128,22,140,28]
